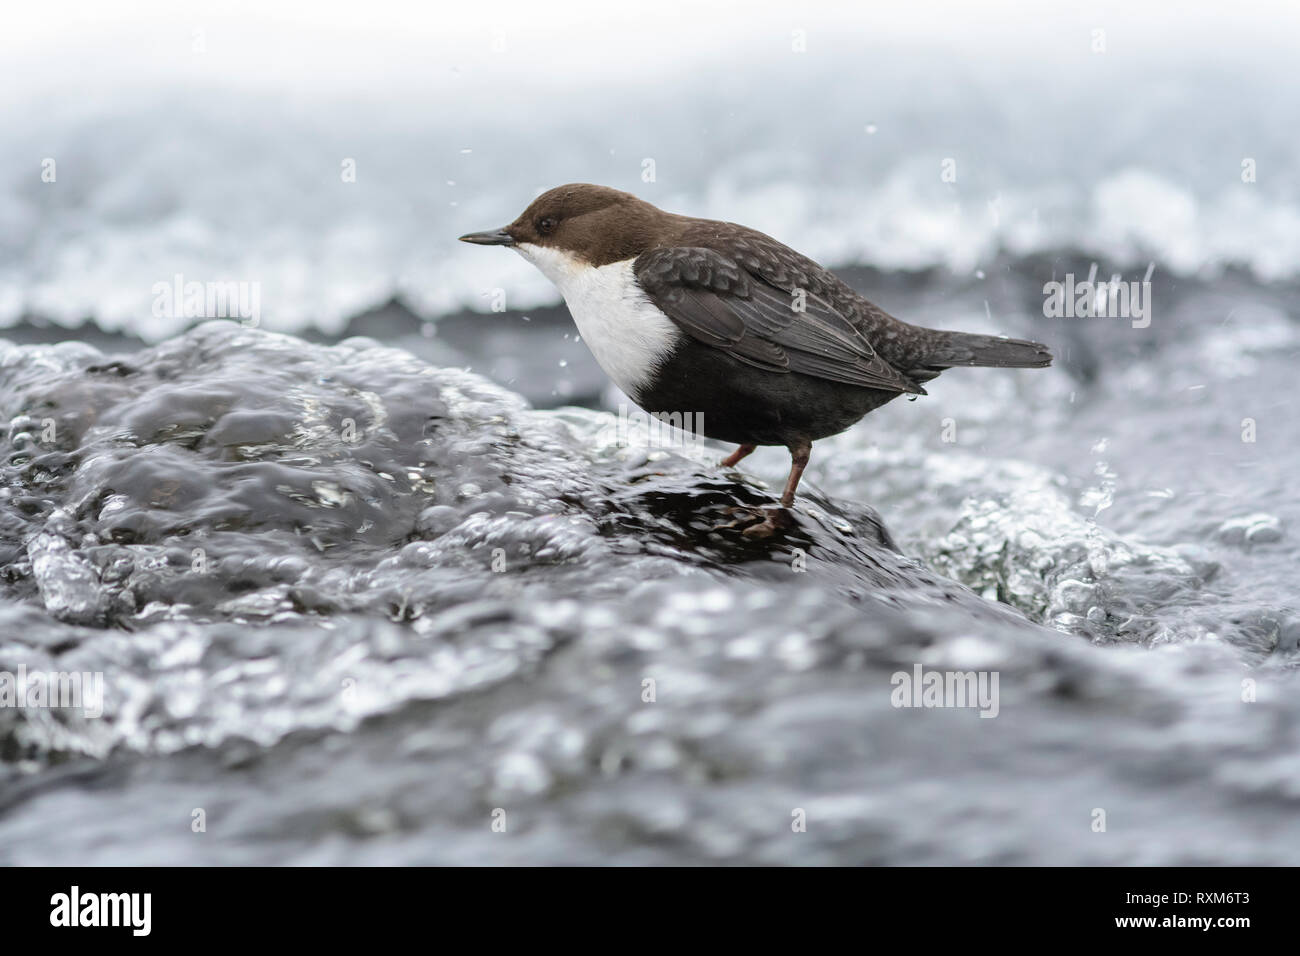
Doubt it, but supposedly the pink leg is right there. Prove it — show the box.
[779,440,812,507]
[721,443,756,468]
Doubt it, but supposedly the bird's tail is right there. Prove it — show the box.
[918,329,1053,369]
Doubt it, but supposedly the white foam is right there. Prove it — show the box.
[5,5,1300,338]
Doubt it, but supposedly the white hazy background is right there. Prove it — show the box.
[3,0,1299,337]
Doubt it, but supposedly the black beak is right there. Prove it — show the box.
[458,228,515,246]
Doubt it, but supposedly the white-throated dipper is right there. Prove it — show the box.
[461,184,1051,535]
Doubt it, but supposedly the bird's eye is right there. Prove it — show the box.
[537,216,557,234]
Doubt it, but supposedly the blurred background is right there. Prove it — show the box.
[6,0,1300,338]
[1,2,1298,865]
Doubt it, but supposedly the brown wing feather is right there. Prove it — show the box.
[634,245,923,394]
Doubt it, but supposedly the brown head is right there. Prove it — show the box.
[459,183,673,268]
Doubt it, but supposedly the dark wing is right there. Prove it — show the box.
[634,245,923,394]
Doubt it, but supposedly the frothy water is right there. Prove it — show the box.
[5,40,1300,338]
[1,305,1296,864]
[3,1,1298,862]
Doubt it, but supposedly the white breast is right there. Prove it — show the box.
[514,244,681,397]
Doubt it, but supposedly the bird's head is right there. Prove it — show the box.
[459,183,668,279]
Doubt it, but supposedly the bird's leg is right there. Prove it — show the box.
[720,443,756,468]
[779,439,812,508]
[729,440,811,539]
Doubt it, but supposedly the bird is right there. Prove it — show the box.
[460,184,1051,536]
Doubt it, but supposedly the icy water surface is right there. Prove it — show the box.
[0,253,1296,864]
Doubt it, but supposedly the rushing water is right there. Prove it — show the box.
[3,2,1298,864]
[1,248,1296,863]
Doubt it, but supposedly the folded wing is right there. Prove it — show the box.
[634,246,923,394]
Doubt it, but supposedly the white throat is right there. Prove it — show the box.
[514,243,680,398]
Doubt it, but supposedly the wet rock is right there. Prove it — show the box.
[1,321,1297,866]
[0,321,1012,640]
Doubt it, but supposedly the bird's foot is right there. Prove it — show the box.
[715,504,793,538]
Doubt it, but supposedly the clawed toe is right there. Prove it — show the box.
[740,514,779,539]
[713,505,793,537]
